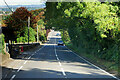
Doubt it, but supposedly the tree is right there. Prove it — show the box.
[45,2,120,63]
[31,8,46,41]
[4,7,37,42]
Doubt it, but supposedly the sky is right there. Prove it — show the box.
[0,0,119,6]
[0,0,46,6]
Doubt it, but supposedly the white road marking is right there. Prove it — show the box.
[65,46,120,80]
[24,60,28,64]
[54,37,67,78]
[17,66,23,72]
[10,75,16,80]
[65,76,67,78]
[39,45,45,50]
[58,62,62,66]
[54,40,59,61]
[61,68,66,76]
[28,56,31,59]
[32,54,34,56]
[56,57,59,61]
[10,45,46,80]
[4,74,8,78]
[56,54,58,57]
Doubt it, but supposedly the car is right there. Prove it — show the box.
[57,40,64,46]
[56,33,60,36]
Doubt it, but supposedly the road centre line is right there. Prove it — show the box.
[54,38,67,78]
[65,46,120,80]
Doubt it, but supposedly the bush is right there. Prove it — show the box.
[0,34,5,54]
[40,35,46,41]
[20,37,23,43]
[16,27,36,43]
[22,37,26,43]
[24,27,36,42]
[17,38,20,43]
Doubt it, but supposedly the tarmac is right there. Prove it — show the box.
[1,45,41,80]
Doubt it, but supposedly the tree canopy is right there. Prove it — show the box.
[45,2,120,63]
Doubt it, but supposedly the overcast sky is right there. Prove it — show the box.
[0,0,46,6]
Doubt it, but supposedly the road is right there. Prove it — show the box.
[5,31,119,80]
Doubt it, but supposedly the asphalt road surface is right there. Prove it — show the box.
[5,31,119,80]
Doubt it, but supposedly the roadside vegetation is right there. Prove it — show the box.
[0,34,2,53]
[1,7,47,57]
[45,2,120,76]
[0,34,5,54]
[2,7,46,43]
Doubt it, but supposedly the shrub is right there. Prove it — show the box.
[39,34,46,41]
[16,27,36,43]
[0,34,5,54]
[23,27,36,42]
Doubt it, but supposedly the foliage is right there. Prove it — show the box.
[30,9,45,29]
[45,2,120,63]
[0,34,5,54]
[31,8,46,42]
[61,30,70,44]
[4,7,37,42]
[17,27,36,43]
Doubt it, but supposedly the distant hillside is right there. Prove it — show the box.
[0,4,46,12]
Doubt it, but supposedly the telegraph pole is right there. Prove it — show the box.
[28,17,30,44]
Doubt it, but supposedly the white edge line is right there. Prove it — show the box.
[32,54,34,56]
[10,45,46,80]
[56,54,58,57]
[57,57,59,61]
[38,45,45,51]
[65,46,120,80]
[61,68,66,76]
[17,66,23,72]
[58,62,62,66]
[4,74,8,78]
[28,56,31,59]
[28,44,45,60]
[24,60,28,64]
[10,75,16,80]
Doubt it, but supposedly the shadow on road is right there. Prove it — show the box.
[2,67,117,80]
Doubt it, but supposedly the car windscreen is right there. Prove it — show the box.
[58,41,63,42]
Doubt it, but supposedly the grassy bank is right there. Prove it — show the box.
[64,42,118,76]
